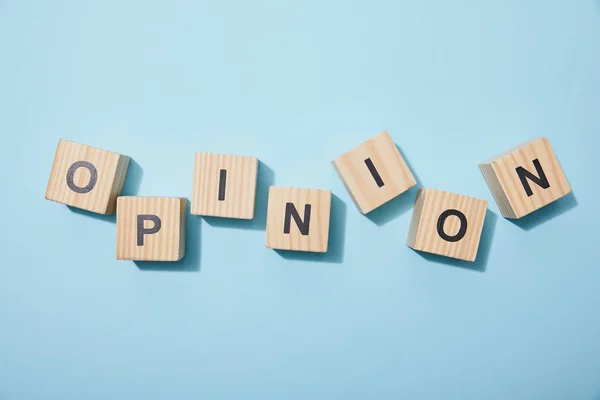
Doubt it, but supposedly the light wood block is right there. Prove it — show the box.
[45,139,130,214]
[116,197,186,261]
[191,152,258,219]
[333,131,416,214]
[479,138,571,219]
[406,189,487,262]
[266,187,331,253]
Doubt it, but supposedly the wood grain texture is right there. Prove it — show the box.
[266,187,331,253]
[333,131,416,214]
[191,152,258,219]
[479,137,571,219]
[406,188,487,262]
[45,139,130,214]
[116,197,186,261]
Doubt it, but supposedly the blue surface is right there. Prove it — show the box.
[1,1,599,399]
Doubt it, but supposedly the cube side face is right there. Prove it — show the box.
[265,187,332,253]
[333,131,416,214]
[478,163,516,219]
[410,189,487,262]
[191,153,258,219]
[406,188,427,247]
[178,198,187,260]
[490,138,571,218]
[116,197,185,261]
[106,155,131,214]
[45,139,125,214]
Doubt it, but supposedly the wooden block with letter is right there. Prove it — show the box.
[406,189,487,262]
[45,139,130,214]
[266,187,331,253]
[191,152,258,219]
[479,137,571,219]
[333,131,416,214]
[116,197,187,261]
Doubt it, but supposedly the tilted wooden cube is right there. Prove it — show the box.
[333,131,416,214]
[479,137,571,219]
[45,139,130,214]
[266,187,331,253]
[407,189,487,262]
[191,152,258,219]
[116,197,187,261]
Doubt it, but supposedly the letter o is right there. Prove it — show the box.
[66,161,98,194]
[436,209,468,242]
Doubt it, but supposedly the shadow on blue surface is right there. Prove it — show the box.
[135,205,202,272]
[509,192,578,231]
[275,194,347,264]
[365,143,423,226]
[414,209,498,273]
[68,206,116,223]
[589,388,600,400]
[203,161,275,231]
[121,158,144,197]
[67,158,144,223]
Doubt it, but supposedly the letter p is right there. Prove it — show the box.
[137,214,162,246]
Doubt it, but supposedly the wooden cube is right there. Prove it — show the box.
[333,131,416,214]
[116,197,186,261]
[406,189,487,262]
[479,137,571,219]
[191,153,258,219]
[266,187,331,253]
[45,139,130,214]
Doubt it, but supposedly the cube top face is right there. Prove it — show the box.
[191,152,258,219]
[479,137,571,219]
[333,131,416,214]
[116,197,187,261]
[407,189,487,262]
[266,187,332,253]
[45,139,130,214]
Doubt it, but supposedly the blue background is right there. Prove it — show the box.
[1,1,599,399]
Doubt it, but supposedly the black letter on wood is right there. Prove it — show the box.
[218,169,227,201]
[66,161,98,194]
[516,158,550,197]
[137,215,162,246]
[437,209,467,242]
[364,158,384,188]
[284,203,311,235]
